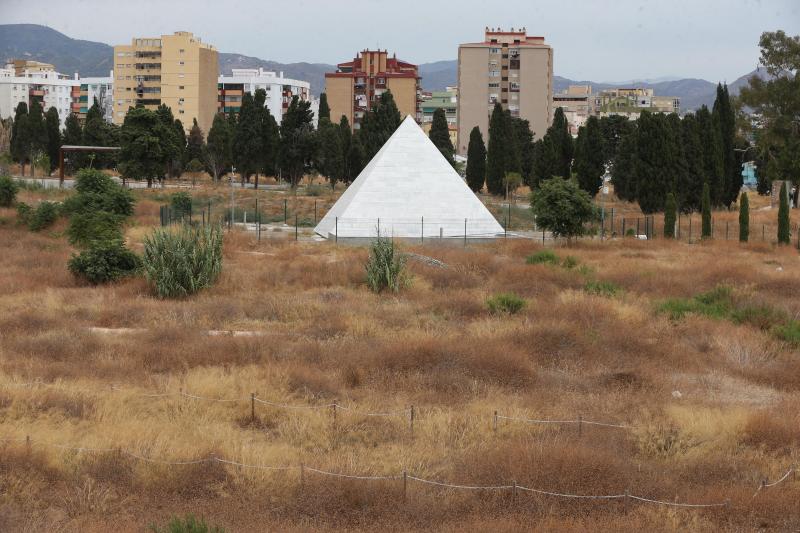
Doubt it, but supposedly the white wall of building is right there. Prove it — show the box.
[218,68,311,121]
[0,67,79,127]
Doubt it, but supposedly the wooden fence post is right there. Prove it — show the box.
[493,410,498,433]
[410,405,415,436]
[251,392,255,422]
[578,414,582,438]
[403,470,408,503]
[300,462,305,488]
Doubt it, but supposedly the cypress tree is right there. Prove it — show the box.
[680,113,705,212]
[701,182,712,238]
[279,95,316,188]
[550,107,573,178]
[697,106,724,206]
[338,115,353,182]
[233,92,262,184]
[318,92,331,122]
[316,119,344,189]
[465,126,486,193]
[10,102,29,176]
[664,192,677,238]
[206,112,232,181]
[486,103,507,195]
[634,112,672,214]
[713,83,739,207]
[739,192,749,242]
[429,108,455,166]
[510,116,533,183]
[573,115,605,196]
[63,113,82,145]
[777,181,791,245]
[665,113,688,208]
[360,90,401,159]
[347,132,365,179]
[45,107,61,173]
[185,118,205,166]
[611,126,637,201]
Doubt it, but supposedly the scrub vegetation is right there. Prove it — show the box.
[0,183,798,532]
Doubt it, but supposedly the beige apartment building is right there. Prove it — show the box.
[325,50,420,130]
[113,31,218,134]
[457,27,552,155]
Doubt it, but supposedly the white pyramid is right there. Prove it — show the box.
[315,116,504,239]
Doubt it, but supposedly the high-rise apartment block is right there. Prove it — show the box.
[457,28,552,154]
[325,50,420,130]
[0,60,79,128]
[113,31,218,134]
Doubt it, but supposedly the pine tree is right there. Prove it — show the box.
[10,102,30,175]
[429,108,455,166]
[777,181,791,245]
[573,116,605,196]
[118,107,166,187]
[664,192,677,238]
[279,95,316,188]
[45,107,61,173]
[318,93,331,122]
[701,182,712,238]
[739,192,749,242]
[465,126,486,193]
[206,113,232,182]
[486,103,507,195]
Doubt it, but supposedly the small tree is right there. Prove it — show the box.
[503,171,522,201]
[69,239,141,284]
[429,108,455,166]
[530,177,595,242]
[0,175,18,207]
[701,182,712,238]
[739,192,749,242]
[777,181,791,245]
[664,192,677,238]
[465,126,486,193]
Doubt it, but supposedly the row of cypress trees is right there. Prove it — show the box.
[613,84,742,214]
[10,100,65,175]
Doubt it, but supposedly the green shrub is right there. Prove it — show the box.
[150,514,224,533]
[584,280,621,297]
[773,321,800,346]
[0,175,18,207]
[487,292,526,314]
[625,228,636,237]
[62,168,134,217]
[67,211,124,248]
[28,201,60,231]
[170,192,193,218]
[659,285,733,320]
[561,255,579,269]
[525,249,559,265]
[143,225,223,298]
[365,237,409,293]
[68,239,141,284]
[16,202,32,225]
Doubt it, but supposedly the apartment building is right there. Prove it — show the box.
[218,68,311,122]
[457,27,552,155]
[0,60,79,127]
[325,49,420,130]
[593,87,680,118]
[113,31,218,134]
[75,73,114,123]
[553,85,593,135]
[420,87,458,146]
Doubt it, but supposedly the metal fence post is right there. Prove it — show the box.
[464,218,467,247]
[421,216,424,245]
[335,217,338,243]
[295,214,298,241]
[284,198,287,224]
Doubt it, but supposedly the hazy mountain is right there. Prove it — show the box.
[0,24,761,108]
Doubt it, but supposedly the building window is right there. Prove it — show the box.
[179,49,185,53]
[179,61,184,66]
[179,85,185,90]
[490,48,500,54]
[489,70,500,77]
[178,110,185,114]
[179,74,185,78]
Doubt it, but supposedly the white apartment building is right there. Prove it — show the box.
[78,73,114,123]
[0,62,80,128]
[218,68,311,122]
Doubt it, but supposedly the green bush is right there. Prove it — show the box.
[487,292,526,314]
[68,239,141,284]
[170,192,193,218]
[28,201,60,231]
[0,175,18,207]
[561,255,579,269]
[150,514,224,533]
[365,237,409,293]
[659,285,733,320]
[16,202,32,225]
[143,225,223,298]
[625,228,636,237]
[584,280,621,297]
[67,211,124,248]
[525,249,559,265]
[62,168,134,217]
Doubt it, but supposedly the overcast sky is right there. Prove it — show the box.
[2,0,798,82]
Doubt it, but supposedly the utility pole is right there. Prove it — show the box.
[230,166,236,229]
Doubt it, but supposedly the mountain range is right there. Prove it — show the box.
[0,24,760,111]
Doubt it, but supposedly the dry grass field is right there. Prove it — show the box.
[0,182,798,531]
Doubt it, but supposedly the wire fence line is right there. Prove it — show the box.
[1,436,794,510]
